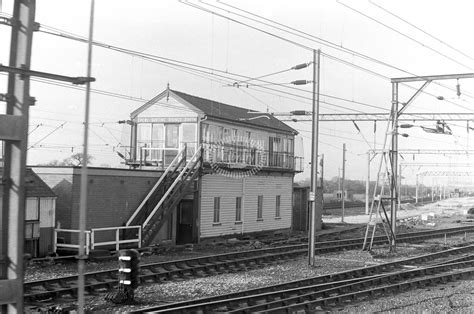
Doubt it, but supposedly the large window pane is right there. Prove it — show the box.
[137,123,152,142]
[165,124,179,148]
[151,123,164,146]
[26,198,39,221]
[182,123,196,143]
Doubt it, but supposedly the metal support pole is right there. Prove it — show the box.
[130,120,137,164]
[320,154,324,187]
[390,82,399,251]
[365,151,370,215]
[398,164,402,208]
[0,0,35,311]
[308,49,320,266]
[341,143,346,222]
[431,179,434,202]
[415,174,419,203]
[78,1,95,312]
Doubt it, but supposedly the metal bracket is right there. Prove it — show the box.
[0,16,39,31]
[27,96,36,106]
[0,93,9,102]
[0,94,34,105]
[0,16,12,26]
[0,64,95,85]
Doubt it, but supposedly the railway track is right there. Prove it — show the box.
[24,226,474,304]
[133,245,474,313]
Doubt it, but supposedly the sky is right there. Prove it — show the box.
[1,0,474,186]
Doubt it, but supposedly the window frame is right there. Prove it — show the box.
[235,196,242,222]
[257,195,263,220]
[25,197,39,221]
[275,195,281,218]
[213,197,221,224]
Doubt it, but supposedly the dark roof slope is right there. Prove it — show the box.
[171,90,297,134]
[0,168,56,198]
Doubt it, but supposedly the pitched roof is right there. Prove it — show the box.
[171,90,297,134]
[0,168,56,198]
[131,88,297,134]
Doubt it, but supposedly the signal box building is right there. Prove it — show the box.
[35,88,306,249]
[122,87,304,245]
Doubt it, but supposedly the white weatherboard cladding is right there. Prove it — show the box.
[39,197,56,228]
[200,175,243,238]
[138,96,199,118]
[243,176,292,233]
[200,174,292,238]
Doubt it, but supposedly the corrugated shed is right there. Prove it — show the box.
[0,168,56,198]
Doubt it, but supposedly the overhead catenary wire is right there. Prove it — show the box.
[28,122,67,150]
[232,67,295,85]
[336,0,474,70]
[194,1,474,107]
[32,23,388,114]
[35,7,471,116]
[368,0,474,62]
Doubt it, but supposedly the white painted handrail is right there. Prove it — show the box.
[142,146,202,227]
[126,145,187,226]
[54,229,91,255]
[91,225,141,251]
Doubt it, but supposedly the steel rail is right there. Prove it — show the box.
[136,250,474,313]
[245,262,474,313]
[24,226,474,303]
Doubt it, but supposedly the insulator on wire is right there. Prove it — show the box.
[292,62,310,70]
[291,80,310,85]
[456,79,461,98]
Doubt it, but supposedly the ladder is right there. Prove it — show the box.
[362,116,398,251]
[362,195,395,251]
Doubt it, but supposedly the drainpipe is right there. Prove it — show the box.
[130,119,137,162]
[241,177,246,235]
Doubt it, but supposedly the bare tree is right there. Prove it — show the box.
[41,153,94,167]
[64,153,94,166]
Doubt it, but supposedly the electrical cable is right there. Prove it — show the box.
[233,68,294,85]
[337,0,474,70]
[200,1,474,106]
[28,122,67,150]
[368,0,474,62]
[31,14,401,114]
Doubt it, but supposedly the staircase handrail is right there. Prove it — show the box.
[142,145,202,227]
[126,145,187,226]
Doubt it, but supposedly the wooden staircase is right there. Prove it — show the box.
[126,145,202,247]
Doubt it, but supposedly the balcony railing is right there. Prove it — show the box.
[135,143,197,170]
[130,142,304,172]
[202,142,304,172]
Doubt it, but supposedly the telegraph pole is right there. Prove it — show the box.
[308,49,320,266]
[390,82,399,252]
[341,143,346,223]
[365,151,370,215]
[78,1,95,312]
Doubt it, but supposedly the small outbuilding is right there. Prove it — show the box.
[0,168,57,257]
